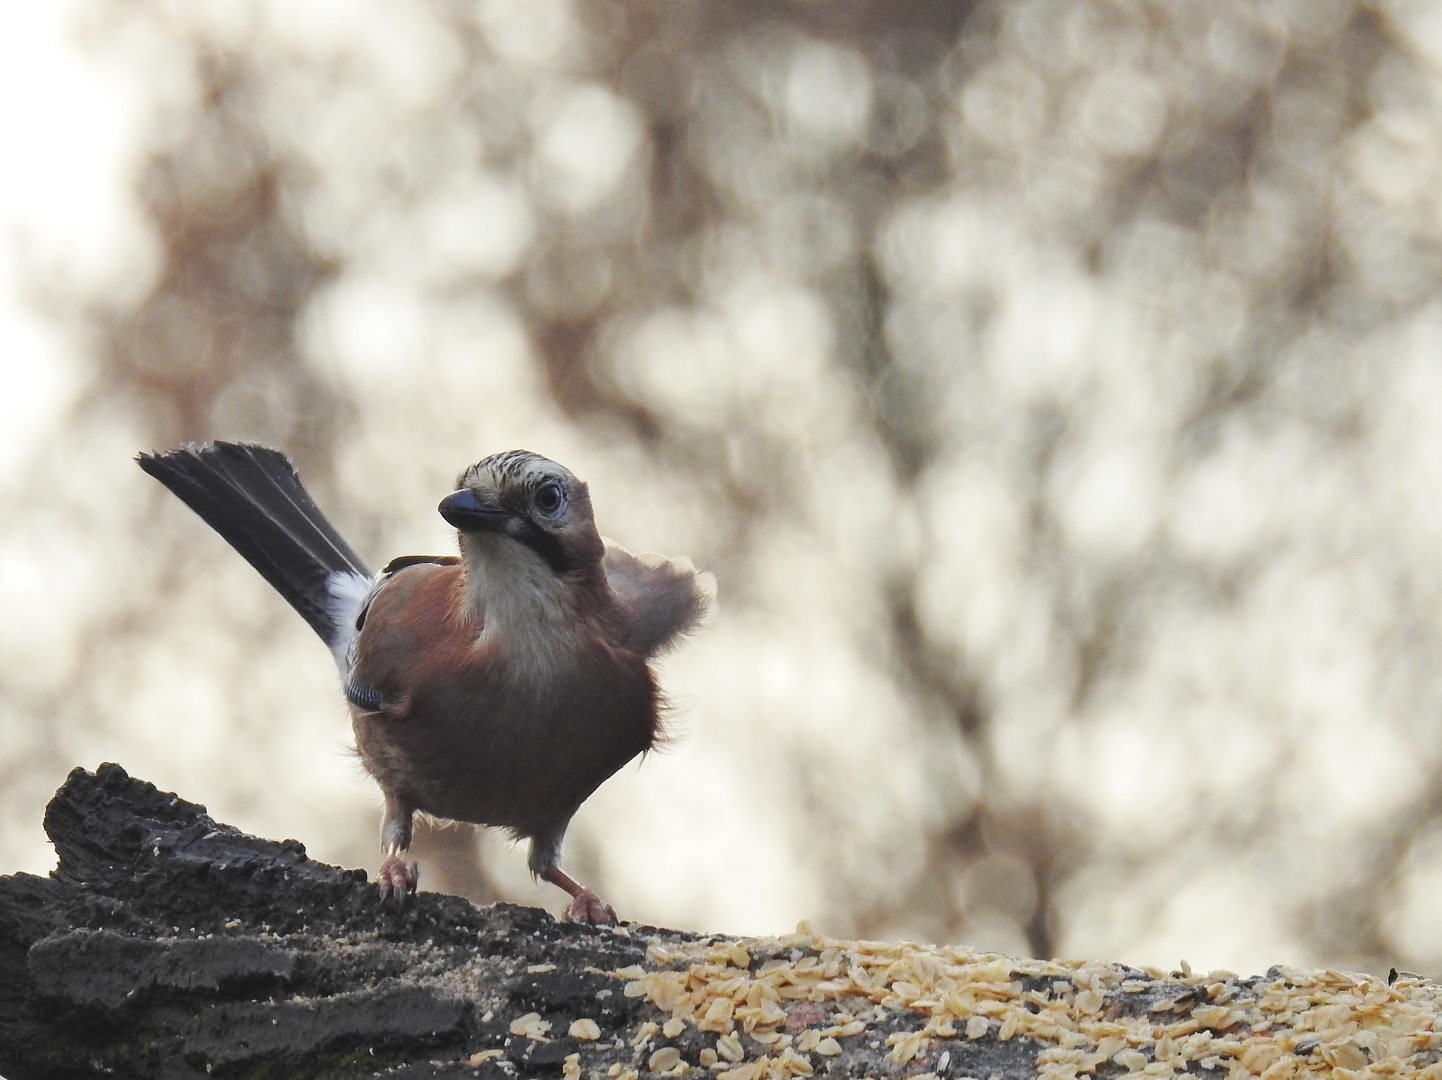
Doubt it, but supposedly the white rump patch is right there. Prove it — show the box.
[326,569,375,675]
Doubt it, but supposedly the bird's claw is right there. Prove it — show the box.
[564,889,618,926]
[377,853,419,906]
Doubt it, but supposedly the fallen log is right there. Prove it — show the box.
[2,764,1439,1079]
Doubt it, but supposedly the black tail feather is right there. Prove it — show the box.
[137,442,371,645]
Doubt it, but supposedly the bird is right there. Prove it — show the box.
[136,442,712,924]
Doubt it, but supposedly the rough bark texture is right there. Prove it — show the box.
[4,765,1442,1080]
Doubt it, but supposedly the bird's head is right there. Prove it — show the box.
[440,450,604,574]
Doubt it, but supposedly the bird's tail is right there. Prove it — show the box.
[137,442,373,663]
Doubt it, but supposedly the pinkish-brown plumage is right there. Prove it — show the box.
[350,558,657,846]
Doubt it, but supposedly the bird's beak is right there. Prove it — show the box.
[439,489,512,532]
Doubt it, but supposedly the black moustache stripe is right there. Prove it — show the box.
[510,518,583,575]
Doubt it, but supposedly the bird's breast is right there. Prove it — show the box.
[348,560,658,833]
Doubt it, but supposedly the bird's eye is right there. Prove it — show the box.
[534,482,563,515]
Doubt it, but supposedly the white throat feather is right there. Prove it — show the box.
[460,533,580,677]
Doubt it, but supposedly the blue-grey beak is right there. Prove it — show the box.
[439,489,513,532]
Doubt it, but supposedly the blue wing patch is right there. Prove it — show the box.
[344,677,388,714]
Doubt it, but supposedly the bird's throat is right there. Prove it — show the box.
[460,533,584,673]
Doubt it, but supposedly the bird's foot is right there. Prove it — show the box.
[377,853,419,905]
[564,888,618,926]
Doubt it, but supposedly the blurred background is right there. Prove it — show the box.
[2,0,1442,979]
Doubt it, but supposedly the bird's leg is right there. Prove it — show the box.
[376,795,419,905]
[541,866,618,926]
[530,826,617,925]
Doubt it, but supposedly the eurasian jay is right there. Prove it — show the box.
[137,442,712,924]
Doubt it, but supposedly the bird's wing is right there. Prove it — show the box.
[331,555,462,687]
[343,559,469,715]
[602,541,715,657]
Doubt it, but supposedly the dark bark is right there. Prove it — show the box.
[4,765,1440,1080]
[1,764,658,1079]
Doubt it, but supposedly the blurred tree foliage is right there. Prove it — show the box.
[6,0,1442,975]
